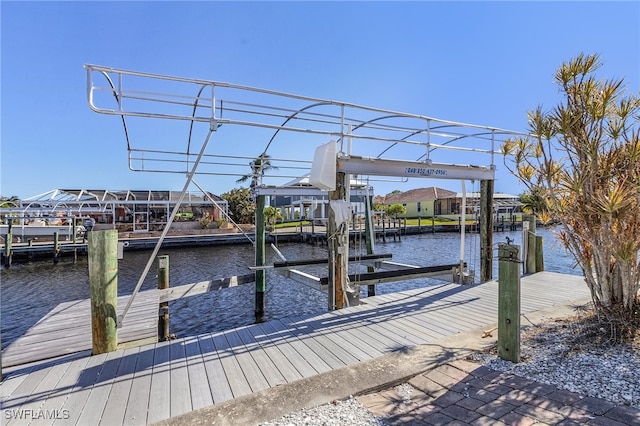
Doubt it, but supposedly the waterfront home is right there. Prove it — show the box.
[0,189,228,234]
[376,187,522,220]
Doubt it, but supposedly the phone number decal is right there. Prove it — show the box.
[405,167,448,176]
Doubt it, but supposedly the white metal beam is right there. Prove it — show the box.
[275,269,327,292]
[337,156,495,180]
[254,186,371,197]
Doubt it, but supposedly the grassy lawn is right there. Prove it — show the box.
[273,220,312,229]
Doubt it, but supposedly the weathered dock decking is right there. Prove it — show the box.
[1,291,158,368]
[0,271,590,425]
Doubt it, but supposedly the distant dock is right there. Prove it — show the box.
[0,219,521,264]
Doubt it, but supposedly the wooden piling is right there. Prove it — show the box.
[535,235,544,272]
[480,179,494,282]
[364,194,376,297]
[255,195,266,322]
[72,217,77,244]
[3,229,11,268]
[523,214,537,274]
[157,255,170,340]
[53,231,60,264]
[88,229,118,354]
[498,243,521,363]
[328,171,348,310]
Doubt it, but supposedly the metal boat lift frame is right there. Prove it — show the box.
[84,64,528,324]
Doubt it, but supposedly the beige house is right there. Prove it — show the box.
[377,187,521,220]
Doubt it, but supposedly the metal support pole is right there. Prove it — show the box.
[118,129,215,327]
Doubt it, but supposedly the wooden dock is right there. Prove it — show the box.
[0,272,590,425]
[1,291,158,367]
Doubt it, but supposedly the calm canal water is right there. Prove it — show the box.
[0,227,579,348]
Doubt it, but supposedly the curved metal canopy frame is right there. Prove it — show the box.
[85,63,529,185]
[83,63,533,322]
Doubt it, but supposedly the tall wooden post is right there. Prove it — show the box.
[498,243,520,363]
[53,231,60,264]
[3,227,11,268]
[157,255,170,340]
[88,229,118,354]
[480,179,494,282]
[535,235,544,272]
[328,171,348,310]
[364,194,376,297]
[72,217,77,244]
[255,195,266,322]
[523,214,537,274]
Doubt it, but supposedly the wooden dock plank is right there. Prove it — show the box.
[234,326,290,386]
[2,290,159,368]
[210,332,253,399]
[318,322,385,360]
[197,334,235,405]
[2,364,55,413]
[0,366,35,405]
[255,321,328,377]
[5,361,71,426]
[334,305,426,348]
[333,307,416,351]
[244,324,304,383]
[28,357,92,426]
[260,319,333,375]
[169,339,192,418]
[272,318,348,370]
[0,271,591,426]
[287,315,374,363]
[99,346,140,426]
[182,336,214,411]
[146,342,171,425]
[222,330,271,393]
[123,344,155,426]
[76,351,123,425]
[55,352,109,426]
[311,313,387,357]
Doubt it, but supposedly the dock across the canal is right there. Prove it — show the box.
[0,271,590,425]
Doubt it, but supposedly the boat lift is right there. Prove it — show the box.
[83,64,528,324]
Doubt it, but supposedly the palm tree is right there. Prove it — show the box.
[503,53,640,323]
[519,189,547,215]
[0,196,20,208]
[236,153,278,189]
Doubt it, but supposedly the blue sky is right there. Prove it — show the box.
[2,1,639,199]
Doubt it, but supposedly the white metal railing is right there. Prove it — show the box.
[84,64,528,183]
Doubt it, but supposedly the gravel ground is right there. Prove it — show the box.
[260,313,640,426]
